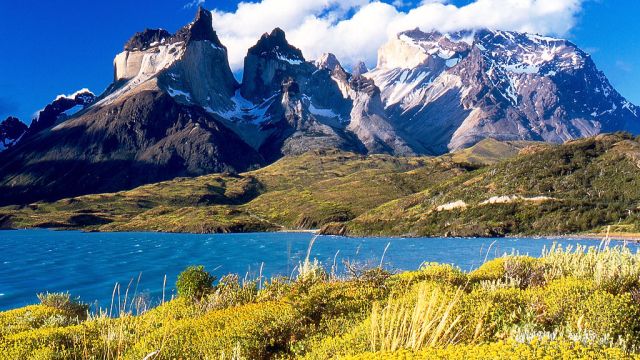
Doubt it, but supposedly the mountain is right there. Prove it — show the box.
[366,29,640,153]
[236,29,360,161]
[0,7,263,205]
[0,7,638,205]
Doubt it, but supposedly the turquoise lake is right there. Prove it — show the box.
[0,230,631,311]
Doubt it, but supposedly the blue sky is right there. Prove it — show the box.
[0,0,638,123]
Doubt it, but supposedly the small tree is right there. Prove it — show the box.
[176,265,216,300]
[37,292,89,320]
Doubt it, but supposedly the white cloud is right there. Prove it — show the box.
[184,0,205,9]
[211,0,585,72]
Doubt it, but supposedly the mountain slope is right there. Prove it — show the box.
[326,133,640,237]
[0,150,466,232]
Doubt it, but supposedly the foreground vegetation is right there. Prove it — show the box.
[3,243,640,359]
[1,133,640,237]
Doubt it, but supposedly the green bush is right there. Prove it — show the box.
[36,292,88,320]
[200,274,258,311]
[176,265,216,300]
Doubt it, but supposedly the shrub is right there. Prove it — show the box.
[542,244,640,293]
[0,305,68,338]
[36,292,88,320]
[570,291,640,349]
[126,301,299,359]
[389,263,467,291]
[468,258,506,283]
[469,256,546,289]
[340,340,634,360]
[529,277,595,329]
[200,274,258,311]
[257,276,293,302]
[176,265,216,300]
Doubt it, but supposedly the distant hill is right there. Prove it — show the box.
[2,133,639,238]
[325,133,640,237]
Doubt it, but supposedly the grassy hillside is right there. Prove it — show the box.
[3,244,640,359]
[2,133,640,237]
[327,133,640,237]
[0,150,464,233]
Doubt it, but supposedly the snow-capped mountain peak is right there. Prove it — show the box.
[366,28,639,153]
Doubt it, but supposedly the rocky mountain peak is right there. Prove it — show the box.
[350,76,379,97]
[248,28,305,64]
[0,116,28,151]
[29,89,95,134]
[241,28,310,102]
[123,8,224,54]
[352,61,369,77]
[173,6,224,47]
[124,29,172,51]
[315,53,341,72]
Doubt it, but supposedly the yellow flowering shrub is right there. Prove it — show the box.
[0,305,66,338]
[3,244,640,359]
[389,263,468,291]
[342,340,640,360]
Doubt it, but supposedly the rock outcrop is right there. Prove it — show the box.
[0,117,27,151]
[28,89,95,134]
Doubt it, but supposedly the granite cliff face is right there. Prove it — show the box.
[0,8,638,205]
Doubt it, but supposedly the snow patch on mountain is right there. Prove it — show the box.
[167,87,193,102]
[276,53,304,65]
[208,90,274,124]
[100,41,187,107]
[308,101,339,119]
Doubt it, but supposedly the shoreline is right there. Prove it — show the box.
[3,227,640,242]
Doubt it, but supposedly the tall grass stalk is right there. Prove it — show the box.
[370,283,464,352]
[297,235,324,281]
[542,243,640,290]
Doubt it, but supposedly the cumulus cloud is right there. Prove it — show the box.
[211,0,585,71]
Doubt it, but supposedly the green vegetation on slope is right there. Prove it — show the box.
[2,133,640,237]
[0,150,465,233]
[331,133,640,237]
[3,244,640,359]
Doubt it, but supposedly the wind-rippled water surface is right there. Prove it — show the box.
[0,230,632,311]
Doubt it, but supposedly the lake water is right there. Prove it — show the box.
[0,230,631,311]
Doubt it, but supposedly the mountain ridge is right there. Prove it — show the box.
[0,7,637,205]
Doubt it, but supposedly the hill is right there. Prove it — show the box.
[2,133,640,238]
[326,133,640,237]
